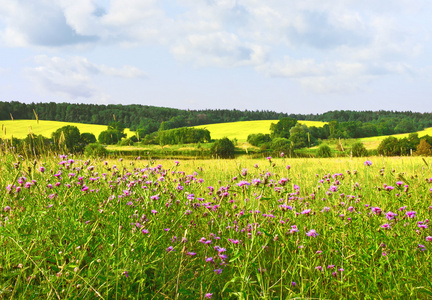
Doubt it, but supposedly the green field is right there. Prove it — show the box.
[0,120,135,140]
[194,120,326,142]
[1,153,432,299]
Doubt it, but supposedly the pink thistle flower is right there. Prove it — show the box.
[306,229,318,237]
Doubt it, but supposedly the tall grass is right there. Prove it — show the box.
[1,152,432,299]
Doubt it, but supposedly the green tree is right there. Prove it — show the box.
[377,137,401,156]
[98,130,123,145]
[289,124,309,149]
[52,125,82,152]
[80,132,97,145]
[270,117,297,139]
[211,137,235,159]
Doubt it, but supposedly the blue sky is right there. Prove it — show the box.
[0,0,431,114]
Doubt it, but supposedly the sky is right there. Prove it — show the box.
[0,0,432,114]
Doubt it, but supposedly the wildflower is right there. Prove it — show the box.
[205,257,214,263]
[205,293,213,299]
[291,282,296,287]
[214,268,222,274]
[418,244,426,251]
[290,225,299,234]
[4,206,11,212]
[381,223,391,229]
[364,160,372,166]
[406,211,416,218]
[371,207,382,215]
[426,236,432,242]
[151,210,157,214]
[306,229,318,237]
[141,229,149,234]
[123,271,129,278]
[228,239,240,244]
[187,252,196,256]
[301,209,311,215]
[327,264,335,269]
[386,211,397,220]
[315,266,322,271]
[166,246,174,252]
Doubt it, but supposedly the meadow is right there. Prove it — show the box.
[0,120,135,140]
[1,152,431,299]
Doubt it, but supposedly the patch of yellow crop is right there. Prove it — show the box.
[0,120,135,140]
[194,120,326,142]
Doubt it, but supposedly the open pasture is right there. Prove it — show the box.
[194,120,326,142]
[1,155,431,299]
[0,120,135,140]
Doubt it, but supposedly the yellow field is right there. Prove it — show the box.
[194,120,326,142]
[0,120,135,140]
[359,127,432,149]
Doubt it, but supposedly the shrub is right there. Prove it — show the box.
[84,143,108,157]
[211,137,235,158]
[271,138,292,154]
[317,144,332,158]
[351,142,368,157]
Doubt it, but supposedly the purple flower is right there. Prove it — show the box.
[364,160,372,166]
[406,211,416,218]
[386,211,397,220]
[306,229,318,237]
[426,236,432,242]
[214,268,223,274]
[166,246,174,252]
[151,210,157,214]
[301,209,311,215]
[205,293,213,299]
[291,282,296,287]
[380,223,391,229]
[123,271,129,278]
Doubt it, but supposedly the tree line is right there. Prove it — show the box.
[1,101,431,140]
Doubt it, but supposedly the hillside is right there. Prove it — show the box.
[0,120,135,140]
[194,120,326,142]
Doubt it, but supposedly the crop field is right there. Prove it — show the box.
[0,120,135,140]
[194,120,326,142]
[1,153,432,299]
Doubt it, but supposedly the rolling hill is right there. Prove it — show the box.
[194,120,326,142]
[0,120,135,140]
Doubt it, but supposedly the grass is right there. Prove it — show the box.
[194,120,326,142]
[0,120,135,140]
[1,151,432,299]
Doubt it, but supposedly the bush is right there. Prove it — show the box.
[351,142,368,157]
[211,137,235,158]
[317,144,332,158]
[84,143,108,157]
[119,138,134,146]
[271,138,292,154]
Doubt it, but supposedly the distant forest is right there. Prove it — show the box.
[1,101,432,139]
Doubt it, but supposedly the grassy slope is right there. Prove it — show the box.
[0,120,135,139]
[194,120,326,142]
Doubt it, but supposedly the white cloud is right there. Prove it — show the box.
[26,55,147,98]
[0,0,431,96]
[172,32,267,67]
